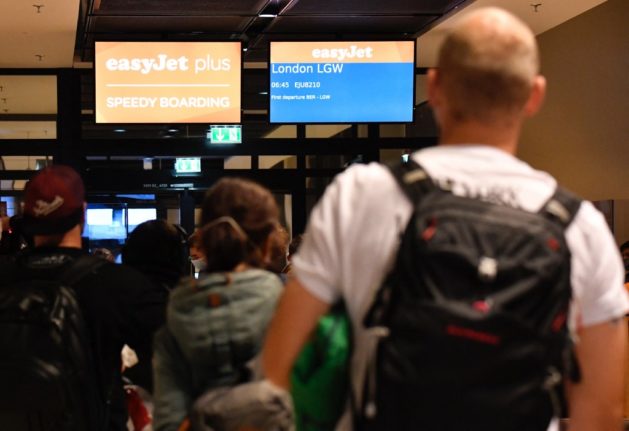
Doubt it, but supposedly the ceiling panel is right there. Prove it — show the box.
[0,0,80,68]
[90,16,250,34]
[266,16,437,35]
[282,0,466,15]
[83,0,466,63]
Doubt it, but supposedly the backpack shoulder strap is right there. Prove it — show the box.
[538,186,582,228]
[59,255,109,288]
[387,159,439,206]
[57,255,111,430]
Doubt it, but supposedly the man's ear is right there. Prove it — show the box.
[80,202,87,227]
[524,75,546,117]
[427,68,440,109]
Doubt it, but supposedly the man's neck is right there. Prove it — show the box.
[34,225,83,249]
[438,118,522,155]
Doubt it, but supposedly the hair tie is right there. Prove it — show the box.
[203,216,248,240]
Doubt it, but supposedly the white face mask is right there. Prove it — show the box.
[191,258,207,273]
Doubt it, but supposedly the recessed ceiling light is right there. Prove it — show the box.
[259,13,277,18]
[167,128,179,133]
[114,128,126,133]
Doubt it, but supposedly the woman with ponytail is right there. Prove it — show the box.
[152,178,284,431]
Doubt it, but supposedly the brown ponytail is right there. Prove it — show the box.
[199,178,279,273]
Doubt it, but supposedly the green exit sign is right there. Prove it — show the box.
[208,125,242,144]
[175,158,201,173]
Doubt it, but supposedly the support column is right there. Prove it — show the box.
[292,125,307,235]
[180,190,195,236]
[56,69,83,171]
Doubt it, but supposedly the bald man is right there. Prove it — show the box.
[262,7,628,431]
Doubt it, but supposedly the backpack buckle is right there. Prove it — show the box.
[402,169,428,184]
[366,326,390,339]
[545,200,571,224]
[478,257,498,282]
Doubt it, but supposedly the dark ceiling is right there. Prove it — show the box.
[78,0,468,63]
[75,0,467,139]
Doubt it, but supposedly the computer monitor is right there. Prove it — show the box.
[85,206,126,240]
[128,208,157,233]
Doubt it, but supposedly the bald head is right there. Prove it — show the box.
[436,7,541,124]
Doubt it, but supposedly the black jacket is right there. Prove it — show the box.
[0,247,165,431]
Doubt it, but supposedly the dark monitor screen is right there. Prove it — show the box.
[269,41,415,124]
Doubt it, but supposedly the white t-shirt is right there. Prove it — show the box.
[292,145,629,431]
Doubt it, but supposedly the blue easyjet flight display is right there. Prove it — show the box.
[269,41,415,124]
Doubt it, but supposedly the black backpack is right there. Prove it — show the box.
[0,254,108,431]
[359,160,582,431]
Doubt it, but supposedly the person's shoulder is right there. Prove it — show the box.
[566,199,618,265]
[239,268,285,286]
[96,258,147,278]
[325,161,390,189]
[89,259,156,292]
[328,162,401,206]
[194,269,284,295]
[341,161,393,185]
[570,200,609,233]
[168,275,197,301]
[241,269,285,296]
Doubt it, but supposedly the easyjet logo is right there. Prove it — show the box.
[311,45,374,61]
[105,54,232,74]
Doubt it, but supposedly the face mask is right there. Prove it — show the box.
[191,258,207,273]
